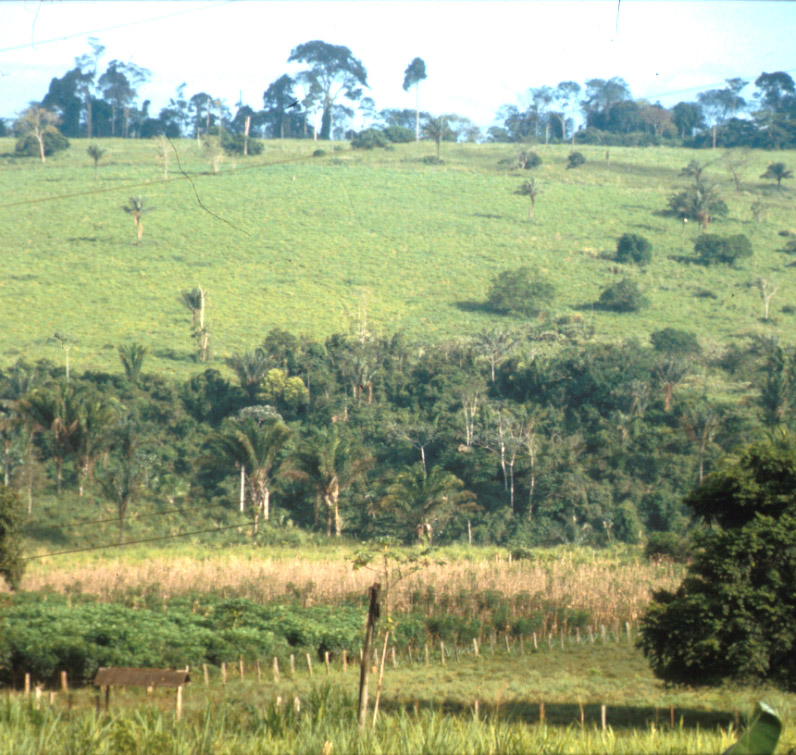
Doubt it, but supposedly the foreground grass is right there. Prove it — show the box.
[2,138,794,379]
[3,646,795,754]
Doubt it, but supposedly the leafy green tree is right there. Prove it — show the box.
[377,463,477,543]
[616,233,652,265]
[118,343,148,385]
[666,181,728,230]
[351,128,387,149]
[206,415,290,528]
[515,178,541,220]
[486,267,555,317]
[284,427,373,537]
[671,102,705,140]
[122,196,154,245]
[760,162,793,189]
[402,57,427,142]
[650,328,701,357]
[0,485,25,590]
[638,434,796,691]
[597,279,648,312]
[694,234,752,266]
[288,41,368,140]
[422,116,453,160]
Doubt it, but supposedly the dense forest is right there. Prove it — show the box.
[2,320,792,547]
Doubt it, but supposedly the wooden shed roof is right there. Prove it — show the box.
[93,667,190,687]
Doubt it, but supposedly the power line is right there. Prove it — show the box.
[23,520,250,560]
[0,2,233,55]
[23,499,239,532]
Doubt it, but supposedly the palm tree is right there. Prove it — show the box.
[225,350,272,402]
[283,427,373,537]
[86,144,105,177]
[122,196,155,245]
[97,418,143,544]
[118,343,148,385]
[181,287,206,329]
[206,416,291,530]
[422,116,453,161]
[515,178,541,220]
[473,329,520,382]
[377,463,477,543]
[73,389,119,496]
[760,162,793,189]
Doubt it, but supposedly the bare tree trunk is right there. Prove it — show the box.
[358,583,380,729]
[263,486,270,522]
[239,464,245,512]
[415,84,420,142]
[37,133,46,163]
[56,457,63,496]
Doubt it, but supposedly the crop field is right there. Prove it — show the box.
[2,138,795,379]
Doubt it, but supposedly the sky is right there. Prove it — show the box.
[1,0,795,132]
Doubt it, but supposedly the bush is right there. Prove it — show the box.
[597,278,648,312]
[312,149,327,157]
[644,532,694,563]
[694,233,753,265]
[486,267,556,317]
[567,151,586,169]
[383,125,414,143]
[350,128,388,150]
[221,133,264,156]
[650,328,701,356]
[15,130,70,157]
[616,233,652,265]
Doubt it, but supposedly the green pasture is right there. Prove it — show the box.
[2,642,795,754]
[1,138,794,379]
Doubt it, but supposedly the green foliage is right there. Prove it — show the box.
[723,701,782,755]
[221,133,264,156]
[351,128,388,149]
[486,267,555,317]
[644,532,694,563]
[666,184,729,228]
[694,233,753,265]
[117,343,148,385]
[650,328,701,356]
[86,144,105,167]
[597,278,648,312]
[0,486,25,590]
[15,130,70,157]
[616,233,652,265]
[567,151,586,169]
[383,125,414,143]
[760,161,793,188]
[639,434,796,690]
[312,148,327,157]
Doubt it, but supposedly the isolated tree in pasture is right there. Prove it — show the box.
[515,178,541,220]
[49,332,76,382]
[616,233,652,265]
[122,196,154,245]
[639,433,796,691]
[15,106,61,163]
[667,181,728,230]
[567,151,585,169]
[757,278,779,321]
[288,41,368,140]
[422,116,453,160]
[206,416,290,528]
[284,427,372,537]
[760,162,793,189]
[181,287,206,329]
[118,343,148,385]
[0,485,25,590]
[694,234,752,266]
[597,279,647,312]
[486,267,555,317]
[86,144,105,176]
[377,463,476,543]
[402,57,427,141]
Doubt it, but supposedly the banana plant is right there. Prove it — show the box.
[723,702,781,755]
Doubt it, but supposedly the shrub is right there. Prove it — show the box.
[312,149,327,157]
[350,128,388,150]
[650,328,701,356]
[694,233,753,265]
[597,278,648,312]
[383,125,414,143]
[516,150,542,169]
[486,267,555,317]
[422,155,443,165]
[220,133,264,156]
[616,233,652,265]
[644,532,694,563]
[15,130,69,157]
[567,151,586,169]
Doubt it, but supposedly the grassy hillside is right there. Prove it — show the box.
[1,137,794,379]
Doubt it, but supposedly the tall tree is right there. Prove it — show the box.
[288,41,368,140]
[122,196,154,245]
[402,57,427,142]
[550,81,581,144]
[98,60,150,137]
[581,77,631,128]
[262,75,302,138]
[284,427,372,537]
[671,102,705,140]
[74,37,105,139]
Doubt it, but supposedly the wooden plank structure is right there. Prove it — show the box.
[93,667,190,718]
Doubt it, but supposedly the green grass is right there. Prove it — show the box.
[2,138,794,380]
[2,644,794,753]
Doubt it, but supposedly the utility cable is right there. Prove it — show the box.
[23,499,239,532]
[23,520,252,560]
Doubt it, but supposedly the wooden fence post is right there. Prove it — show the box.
[473,638,479,657]
[601,703,607,730]
[357,581,380,730]
[202,664,209,686]
[324,651,330,674]
[424,644,429,667]
[239,658,245,681]
[532,632,538,650]
[290,654,295,676]
[474,699,479,720]
[343,650,348,672]
[540,701,545,724]
[625,621,632,642]
[176,685,183,720]
[520,635,525,655]
[256,660,261,683]
[60,671,68,693]
[391,647,397,668]
[273,657,280,684]
[221,662,227,685]
[24,673,30,696]
[505,634,511,654]
[440,640,446,666]
[559,629,565,650]
[306,653,313,677]
[600,625,607,644]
